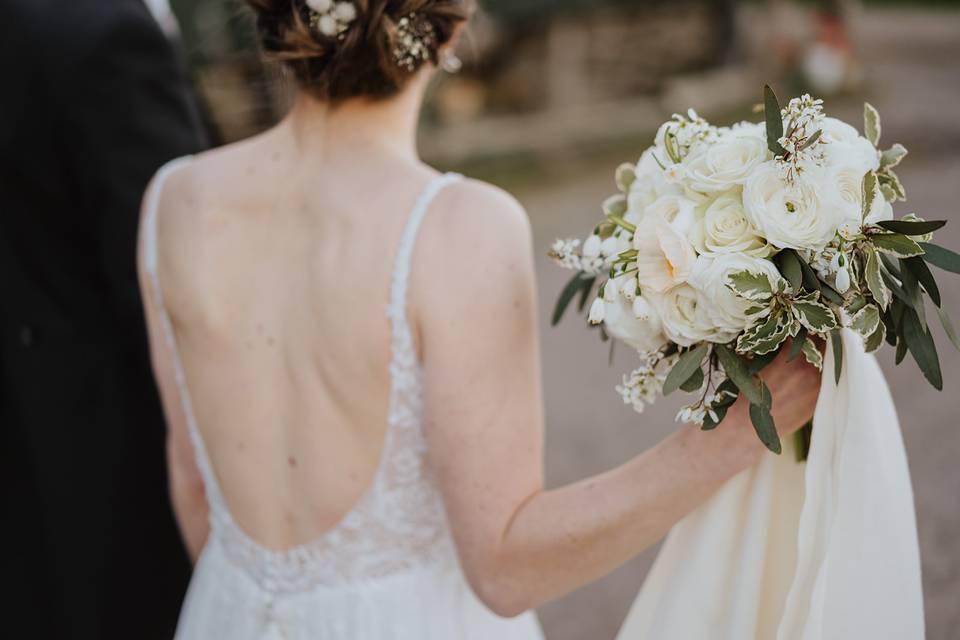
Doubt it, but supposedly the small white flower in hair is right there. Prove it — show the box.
[317,14,338,36]
[306,0,357,39]
[334,2,357,22]
[306,0,333,12]
[393,13,438,72]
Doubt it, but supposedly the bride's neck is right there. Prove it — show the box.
[284,80,427,164]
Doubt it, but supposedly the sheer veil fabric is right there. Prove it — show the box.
[618,329,924,640]
[143,159,544,640]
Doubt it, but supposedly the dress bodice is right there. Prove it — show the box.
[143,161,463,593]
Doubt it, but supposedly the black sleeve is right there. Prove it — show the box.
[63,1,207,330]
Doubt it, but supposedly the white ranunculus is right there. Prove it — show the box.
[306,0,334,12]
[648,284,730,347]
[682,125,770,193]
[627,149,682,221]
[644,193,699,236]
[633,214,697,293]
[690,190,770,257]
[689,254,779,337]
[743,161,844,252]
[603,297,668,353]
[819,117,880,174]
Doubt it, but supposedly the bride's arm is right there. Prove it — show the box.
[415,181,821,617]
[137,189,210,565]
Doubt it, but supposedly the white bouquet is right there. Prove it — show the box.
[551,87,960,455]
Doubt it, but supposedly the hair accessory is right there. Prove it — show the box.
[305,0,357,39]
[393,13,437,73]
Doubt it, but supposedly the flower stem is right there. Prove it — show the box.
[794,418,813,463]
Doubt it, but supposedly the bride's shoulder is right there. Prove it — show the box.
[424,178,532,256]
[144,133,275,224]
[415,177,534,296]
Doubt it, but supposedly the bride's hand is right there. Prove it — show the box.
[729,340,824,441]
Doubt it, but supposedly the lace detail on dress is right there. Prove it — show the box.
[144,163,464,595]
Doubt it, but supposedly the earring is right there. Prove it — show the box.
[440,49,462,74]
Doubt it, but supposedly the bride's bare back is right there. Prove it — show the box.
[147,114,443,550]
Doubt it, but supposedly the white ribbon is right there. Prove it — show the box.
[617,329,924,640]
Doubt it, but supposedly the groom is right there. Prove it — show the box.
[0,1,206,638]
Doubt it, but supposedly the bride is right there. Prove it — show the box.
[138,1,821,637]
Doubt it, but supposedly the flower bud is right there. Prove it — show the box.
[334,2,357,21]
[600,236,620,258]
[632,296,652,320]
[621,277,638,301]
[588,298,606,325]
[830,251,842,272]
[317,14,338,36]
[582,235,602,259]
[603,279,618,302]
[835,267,851,294]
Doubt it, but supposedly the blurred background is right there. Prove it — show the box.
[169,0,959,637]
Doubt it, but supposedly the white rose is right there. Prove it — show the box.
[690,190,769,257]
[820,117,880,174]
[603,297,668,353]
[689,254,779,337]
[682,125,770,193]
[633,214,697,293]
[648,284,729,347]
[829,164,894,237]
[306,0,334,11]
[627,149,682,220]
[743,161,843,252]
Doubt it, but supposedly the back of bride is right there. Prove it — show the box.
[141,1,826,638]
[139,1,543,638]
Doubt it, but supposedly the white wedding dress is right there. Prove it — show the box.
[618,330,925,640]
[143,160,544,640]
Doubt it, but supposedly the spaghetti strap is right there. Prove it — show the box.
[140,155,228,512]
[387,172,464,337]
[143,156,194,282]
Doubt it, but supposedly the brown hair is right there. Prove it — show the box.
[245,0,472,102]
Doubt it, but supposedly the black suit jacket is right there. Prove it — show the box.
[0,1,207,637]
